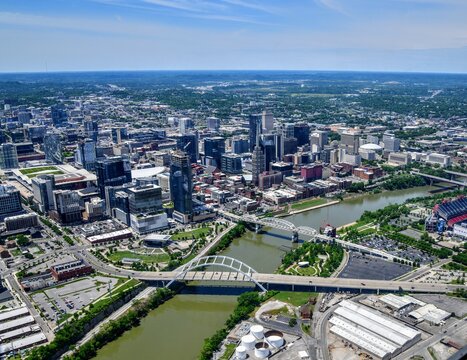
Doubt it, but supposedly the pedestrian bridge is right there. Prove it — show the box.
[219,210,407,263]
[150,256,461,294]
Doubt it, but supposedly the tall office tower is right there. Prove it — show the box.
[232,136,249,154]
[179,117,194,135]
[52,190,82,224]
[44,132,64,164]
[75,139,97,171]
[51,104,68,127]
[26,125,47,143]
[174,133,198,163]
[0,185,23,220]
[95,156,132,198]
[221,153,243,174]
[206,117,220,131]
[261,134,277,171]
[281,123,295,138]
[84,119,99,142]
[340,132,360,155]
[0,143,18,169]
[273,132,282,161]
[111,127,127,144]
[310,130,329,151]
[262,110,274,133]
[17,112,31,124]
[32,174,56,214]
[170,151,193,217]
[204,137,225,168]
[128,184,163,214]
[293,122,310,147]
[249,114,262,152]
[383,132,400,152]
[366,134,379,145]
[252,129,266,185]
[282,137,298,156]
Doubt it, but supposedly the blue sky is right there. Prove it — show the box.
[1,0,466,72]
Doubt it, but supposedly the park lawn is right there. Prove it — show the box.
[19,166,59,175]
[272,291,318,307]
[108,250,170,264]
[111,278,141,296]
[25,170,64,178]
[291,198,327,211]
[296,266,318,276]
[171,227,211,240]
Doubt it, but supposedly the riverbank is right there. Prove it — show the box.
[286,199,340,216]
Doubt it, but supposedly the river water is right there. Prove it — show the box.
[95,187,435,360]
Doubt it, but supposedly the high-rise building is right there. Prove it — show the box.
[294,123,310,147]
[75,139,96,171]
[262,110,274,133]
[232,136,249,154]
[383,132,400,152]
[340,132,360,155]
[301,163,323,182]
[128,184,163,214]
[174,133,198,164]
[252,127,265,185]
[51,104,68,127]
[170,151,193,217]
[0,185,23,220]
[310,130,329,151]
[249,114,262,152]
[52,190,82,224]
[25,125,47,143]
[0,143,18,169]
[84,119,99,142]
[111,127,127,144]
[43,132,64,164]
[261,134,277,171]
[206,117,220,131]
[204,137,225,168]
[179,117,194,134]
[95,156,132,198]
[282,137,298,156]
[32,174,56,214]
[221,153,243,174]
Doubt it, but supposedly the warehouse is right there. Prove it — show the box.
[330,300,421,360]
[379,294,426,310]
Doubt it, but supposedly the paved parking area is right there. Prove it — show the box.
[338,253,412,280]
[412,294,467,318]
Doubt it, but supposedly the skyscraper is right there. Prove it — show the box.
[174,133,198,164]
[179,117,194,134]
[0,143,18,169]
[231,136,249,154]
[310,130,329,151]
[261,110,274,133]
[252,126,265,185]
[44,132,64,164]
[0,185,23,220]
[340,132,360,155]
[383,132,400,152]
[84,119,99,142]
[170,151,193,218]
[206,117,220,131]
[249,114,262,152]
[293,122,310,147]
[75,139,96,171]
[128,184,163,214]
[51,104,68,127]
[95,156,132,198]
[32,174,56,214]
[203,137,225,168]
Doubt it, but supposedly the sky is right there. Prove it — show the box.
[1,0,467,73]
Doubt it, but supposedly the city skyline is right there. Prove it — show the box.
[1,0,467,73]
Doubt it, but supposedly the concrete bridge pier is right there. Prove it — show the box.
[255,223,263,234]
[291,231,299,243]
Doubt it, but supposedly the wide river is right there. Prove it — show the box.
[95,186,435,360]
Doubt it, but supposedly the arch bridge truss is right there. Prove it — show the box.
[165,255,267,292]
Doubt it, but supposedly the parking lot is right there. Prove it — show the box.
[338,252,412,280]
[31,276,119,322]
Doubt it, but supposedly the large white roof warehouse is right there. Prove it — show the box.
[330,300,421,360]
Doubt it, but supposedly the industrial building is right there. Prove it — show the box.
[50,259,93,281]
[330,300,421,360]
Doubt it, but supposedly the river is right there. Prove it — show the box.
[94,186,435,360]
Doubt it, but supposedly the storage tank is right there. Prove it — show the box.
[267,335,284,348]
[254,342,270,359]
[235,345,247,360]
[241,334,255,350]
[250,324,264,339]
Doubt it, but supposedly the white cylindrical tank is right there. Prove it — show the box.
[250,324,264,339]
[235,345,247,360]
[241,334,255,350]
[267,335,284,348]
[254,342,270,359]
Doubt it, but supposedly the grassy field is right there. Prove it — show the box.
[272,291,318,307]
[291,198,327,211]
[19,166,59,175]
[220,344,236,360]
[107,250,170,264]
[25,170,64,178]
[171,227,211,240]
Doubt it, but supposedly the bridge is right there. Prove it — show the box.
[134,256,463,294]
[411,171,466,188]
[219,210,407,263]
